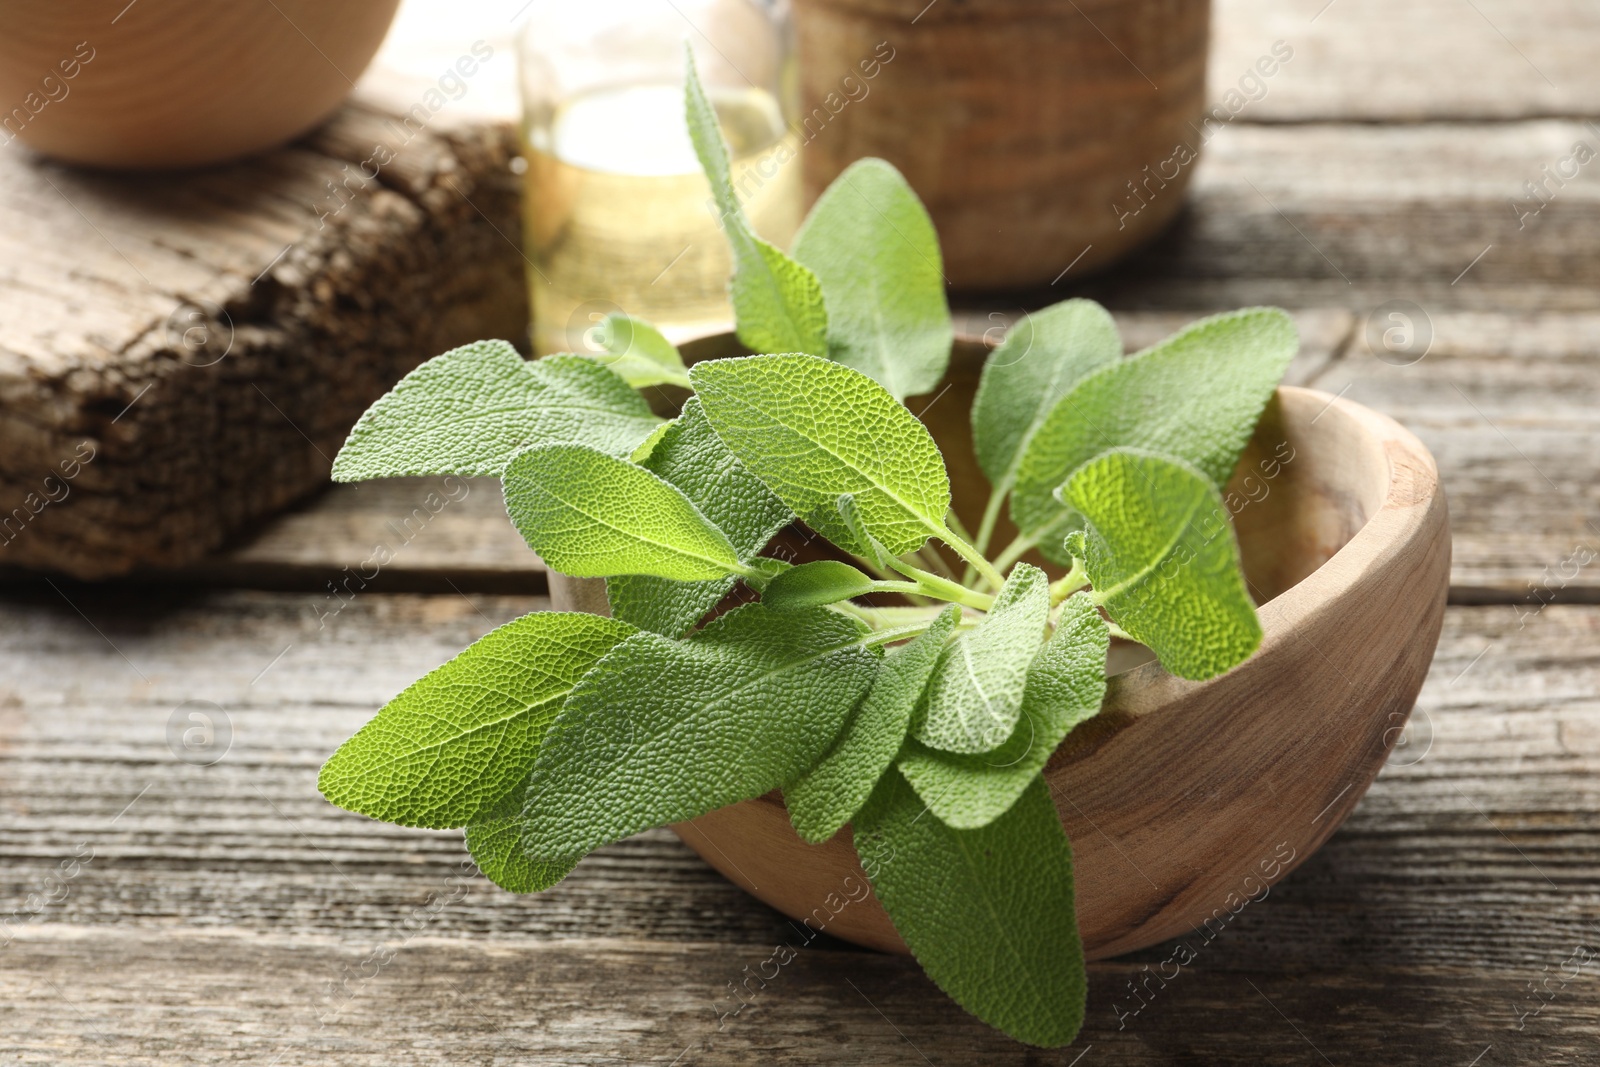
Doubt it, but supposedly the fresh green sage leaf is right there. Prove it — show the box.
[608,398,794,636]
[1010,307,1297,562]
[1064,448,1262,681]
[971,299,1121,493]
[761,560,875,612]
[523,604,880,857]
[691,354,951,557]
[785,605,960,843]
[854,769,1086,1048]
[465,780,580,893]
[837,493,896,571]
[503,444,748,582]
[317,611,635,829]
[899,593,1108,829]
[629,419,675,464]
[792,158,951,400]
[913,563,1050,754]
[332,342,660,481]
[590,313,690,389]
[685,51,827,358]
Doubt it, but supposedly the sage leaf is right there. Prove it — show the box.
[503,444,748,582]
[792,158,951,400]
[785,605,960,844]
[1064,448,1262,681]
[608,398,794,636]
[1011,307,1297,562]
[761,560,876,612]
[855,769,1086,1048]
[523,604,881,857]
[332,342,660,481]
[913,563,1050,754]
[317,612,635,829]
[590,313,690,389]
[465,781,579,893]
[691,354,952,557]
[685,51,827,358]
[971,299,1121,493]
[899,594,1107,829]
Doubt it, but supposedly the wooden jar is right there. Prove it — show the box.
[791,0,1211,288]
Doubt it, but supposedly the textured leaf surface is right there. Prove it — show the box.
[503,444,745,581]
[855,769,1086,1048]
[1010,307,1297,561]
[913,563,1050,754]
[691,354,951,557]
[590,314,690,388]
[685,52,826,357]
[785,606,959,844]
[761,560,876,612]
[1065,449,1262,681]
[971,299,1121,492]
[523,605,880,857]
[317,612,635,829]
[608,399,793,636]
[792,158,951,400]
[465,782,579,893]
[899,594,1108,829]
[332,342,659,481]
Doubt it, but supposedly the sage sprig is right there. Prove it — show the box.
[318,53,1297,1049]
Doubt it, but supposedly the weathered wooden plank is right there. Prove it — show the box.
[1073,120,1600,312]
[0,97,525,579]
[1307,311,1600,601]
[1212,0,1600,122]
[147,476,547,594]
[3,925,1591,1066]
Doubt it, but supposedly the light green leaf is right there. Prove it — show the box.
[608,398,794,636]
[629,419,675,464]
[587,314,691,389]
[792,158,951,400]
[854,769,1086,1048]
[1064,448,1262,681]
[332,342,660,481]
[691,354,951,557]
[317,612,635,829]
[1010,307,1297,562]
[899,594,1108,829]
[971,299,1121,492]
[785,605,960,844]
[685,50,827,358]
[837,493,895,571]
[913,563,1050,754]
[503,444,749,582]
[761,560,875,612]
[523,604,881,857]
[465,781,579,893]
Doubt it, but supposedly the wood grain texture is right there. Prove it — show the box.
[0,98,525,580]
[0,0,401,167]
[1212,0,1600,122]
[792,0,1211,287]
[0,590,1596,1062]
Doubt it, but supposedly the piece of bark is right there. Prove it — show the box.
[0,100,526,579]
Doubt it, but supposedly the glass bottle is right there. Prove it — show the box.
[517,0,801,356]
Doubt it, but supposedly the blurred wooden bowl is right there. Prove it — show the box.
[551,335,1451,961]
[0,0,400,168]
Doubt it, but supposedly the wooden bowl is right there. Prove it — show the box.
[0,0,400,168]
[550,335,1451,960]
[791,0,1211,288]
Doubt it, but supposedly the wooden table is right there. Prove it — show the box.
[4,1,1600,1063]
